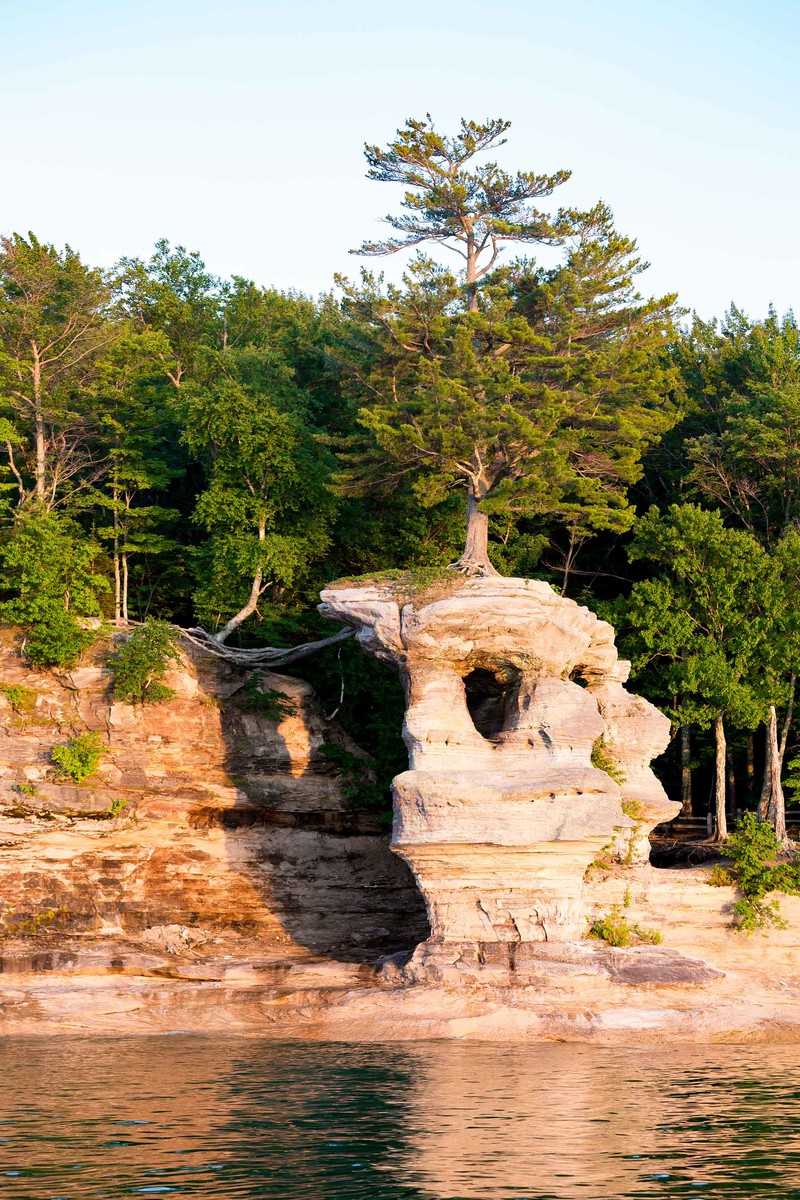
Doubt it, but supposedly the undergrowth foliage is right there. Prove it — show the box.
[588,903,662,948]
[50,732,105,784]
[110,619,181,705]
[724,812,800,932]
[0,683,37,715]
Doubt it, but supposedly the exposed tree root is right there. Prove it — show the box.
[179,625,354,670]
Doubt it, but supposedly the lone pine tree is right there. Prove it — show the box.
[344,119,679,575]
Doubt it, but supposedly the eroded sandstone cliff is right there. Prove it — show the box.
[0,627,427,962]
[3,580,800,1043]
[319,575,679,965]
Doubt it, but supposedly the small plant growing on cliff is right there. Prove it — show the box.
[109,619,181,705]
[237,675,295,721]
[0,905,68,938]
[723,812,800,932]
[0,683,38,716]
[591,738,626,785]
[50,732,105,784]
[12,782,39,798]
[707,864,734,887]
[588,904,662,948]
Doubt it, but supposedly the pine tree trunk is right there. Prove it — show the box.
[746,734,755,798]
[466,235,478,312]
[713,713,728,842]
[452,484,500,577]
[680,724,693,816]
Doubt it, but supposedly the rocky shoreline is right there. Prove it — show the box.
[2,579,800,1042]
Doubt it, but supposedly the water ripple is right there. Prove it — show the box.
[0,1039,800,1197]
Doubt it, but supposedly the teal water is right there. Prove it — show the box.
[1,1038,799,1198]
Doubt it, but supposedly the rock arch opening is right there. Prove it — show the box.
[463,667,519,739]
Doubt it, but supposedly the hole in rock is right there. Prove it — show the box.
[463,667,519,739]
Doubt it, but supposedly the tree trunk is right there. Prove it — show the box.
[214,520,267,644]
[452,483,500,577]
[779,674,796,764]
[32,342,46,501]
[765,703,790,843]
[122,553,129,623]
[746,734,754,798]
[112,489,121,622]
[560,530,581,596]
[713,713,728,842]
[727,746,736,824]
[465,234,478,312]
[680,724,693,817]
[758,718,771,821]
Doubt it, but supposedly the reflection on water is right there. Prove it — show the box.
[1,1037,800,1198]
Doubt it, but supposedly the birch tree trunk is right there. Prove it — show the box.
[122,553,129,623]
[713,713,728,842]
[112,497,121,622]
[765,704,789,843]
[32,342,46,501]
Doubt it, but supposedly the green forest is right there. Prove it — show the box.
[2,116,799,841]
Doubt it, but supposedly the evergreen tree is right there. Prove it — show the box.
[354,115,571,311]
[340,189,678,574]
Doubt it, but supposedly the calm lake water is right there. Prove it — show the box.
[1,1038,800,1198]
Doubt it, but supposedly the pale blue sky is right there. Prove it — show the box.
[2,0,799,319]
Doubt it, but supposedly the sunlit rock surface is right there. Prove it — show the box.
[3,598,800,1043]
[319,576,679,968]
[0,629,427,960]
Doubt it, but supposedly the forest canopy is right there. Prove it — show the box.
[1,116,799,839]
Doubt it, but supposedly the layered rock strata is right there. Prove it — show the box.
[0,630,427,960]
[319,576,680,969]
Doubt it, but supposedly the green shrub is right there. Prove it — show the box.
[237,674,295,721]
[724,811,800,932]
[24,609,93,668]
[1,906,68,938]
[109,618,181,705]
[50,732,105,783]
[0,683,37,715]
[12,782,38,798]
[591,738,626,785]
[707,864,734,887]
[0,510,107,668]
[588,904,662,947]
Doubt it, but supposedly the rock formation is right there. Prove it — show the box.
[3,592,800,1042]
[319,575,680,971]
[0,629,426,960]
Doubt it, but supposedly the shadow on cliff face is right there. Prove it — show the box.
[195,661,429,964]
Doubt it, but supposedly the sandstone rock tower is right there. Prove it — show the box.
[320,576,678,969]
